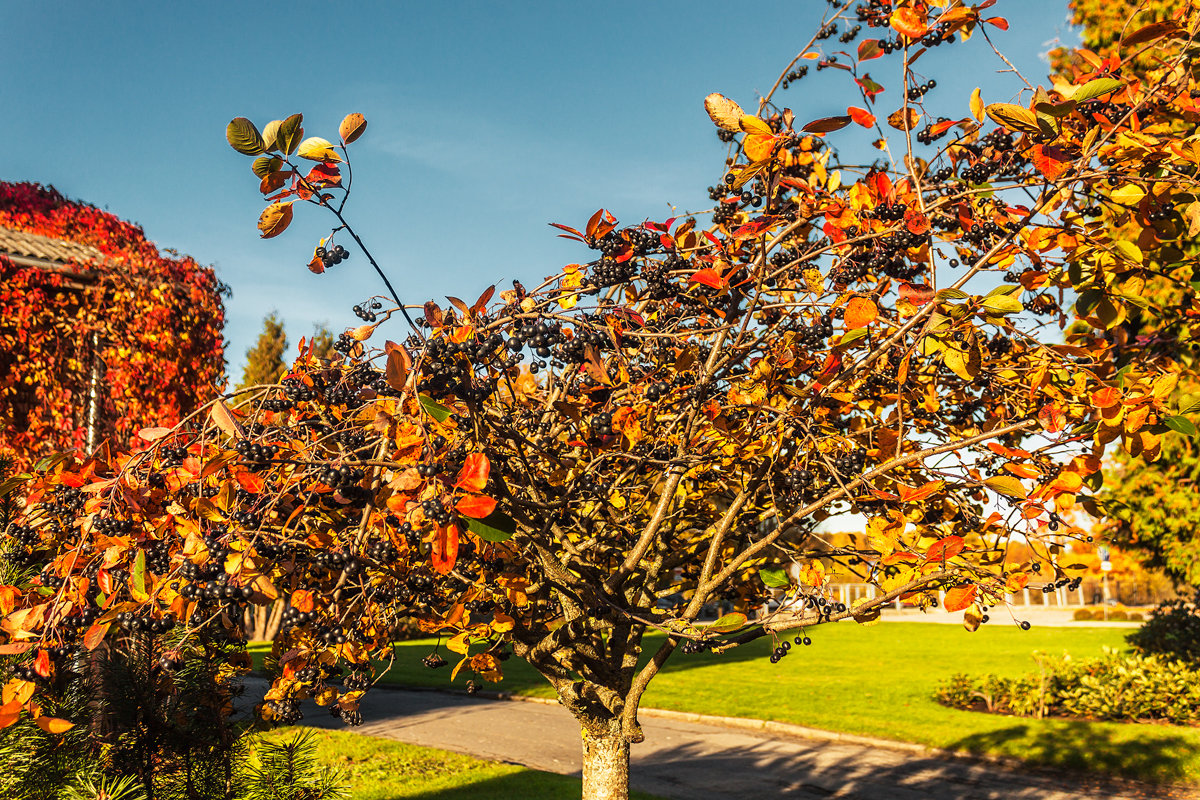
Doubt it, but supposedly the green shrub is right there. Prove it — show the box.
[934,649,1200,723]
[1128,591,1200,661]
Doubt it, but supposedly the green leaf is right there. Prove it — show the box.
[1178,394,1200,415]
[1071,78,1124,103]
[759,567,790,588]
[252,156,282,179]
[984,475,1027,499]
[131,550,146,597]
[708,612,748,632]
[278,113,304,156]
[936,288,969,301]
[465,511,517,542]
[261,120,283,153]
[1165,415,1198,437]
[226,117,265,155]
[981,295,1023,315]
[33,453,71,473]
[419,395,453,423]
[1034,100,1077,118]
[836,327,869,348]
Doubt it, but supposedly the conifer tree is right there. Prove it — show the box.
[238,314,288,390]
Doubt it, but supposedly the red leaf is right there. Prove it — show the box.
[455,453,490,494]
[456,494,497,519]
[899,282,935,306]
[1039,403,1066,433]
[926,535,965,562]
[870,171,894,201]
[732,216,783,238]
[904,207,930,235]
[549,222,584,238]
[897,479,944,503]
[943,584,977,612]
[688,268,725,289]
[1031,144,1070,181]
[848,106,876,128]
[432,524,460,574]
[857,39,883,61]
[855,74,885,102]
[984,16,1009,30]
[817,351,842,380]
[33,649,51,678]
[1091,386,1121,409]
[802,116,853,134]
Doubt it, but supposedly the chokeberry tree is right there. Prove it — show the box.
[5,3,1200,798]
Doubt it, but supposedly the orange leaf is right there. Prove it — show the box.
[844,296,878,329]
[1091,386,1121,409]
[35,716,74,734]
[0,700,21,730]
[688,268,726,289]
[1031,145,1070,181]
[291,589,315,613]
[235,471,265,494]
[432,524,460,575]
[455,453,491,494]
[891,6,929,38]
[0,586,20,616]
[848,107,876,128]
[138,427,173,442]
[1039,403,1066,433]
[456,494,497,519]
[897,479,944,503]
[904,207,930,235]
[82,622,109,651]
[1050,472,1083,494]
[926,535,964,562]
[984,16,1008,30]
[943,584,977,612]
[743,133,777,161]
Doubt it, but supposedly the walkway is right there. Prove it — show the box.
[252,681,1189,800]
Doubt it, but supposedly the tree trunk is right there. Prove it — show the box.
[581,722,630,800]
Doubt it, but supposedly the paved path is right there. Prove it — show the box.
[244,680,1188,800]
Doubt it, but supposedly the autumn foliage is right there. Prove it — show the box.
[0,182,227,467]
[6,2,1200,796]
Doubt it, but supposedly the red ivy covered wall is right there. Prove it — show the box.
[0,182,227,466]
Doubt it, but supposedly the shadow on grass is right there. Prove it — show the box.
[388,771,663,800]
[946,720,1195,785]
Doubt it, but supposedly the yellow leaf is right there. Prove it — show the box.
[970,88,984,122]
[738,115,774,136]
[339,113,367,144]
[35,716,74,734]
[258,202,294,239]
[296,137,342,162]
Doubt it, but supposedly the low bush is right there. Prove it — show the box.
[1073,608,1094,621]
[1108,609,1129,621]
[1127,592,1200,661]
[935,649,1200,724]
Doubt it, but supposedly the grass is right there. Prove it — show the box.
[250,622,1200,786]
[253,727,665,800]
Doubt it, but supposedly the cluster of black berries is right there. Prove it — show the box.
[856,0,892,26]
[319,465,364,488]
[366,539,399,563]
[343,670,370,691]
[266,698,303,723]
[778,468,817,499]
[157,652,184,672]
[92,517,134,536]
[421,652,448,669]
[283,376,321,402]
[281,606,318,630]
[316,622,350,645]
[625,227,661,255]
[160,445,189,467]
[681,638,716,655]
[421,498,452,525]
[229,509,262,528]
[236,440,278,467]
[781,65,809,90]
[335,705,364,726]
[315,244,350,269]
[712,201,738,225]
[643,381,672,401]
[832,448,869,478]
[919,23,956,47]
[838,24,863,43]
[591,256,638,288]
[916,116,952,145]
[769,635,813,664]
[590,410,615,437]
[116,612,176,634]
[179,581,254,602]
[1080,99,1121,122]
[333,332,357,355]
[1147,206,1174,223]
[353,299,383,322]
[144,538,172,574]
[640,262,677,300]
[796,314,835,349]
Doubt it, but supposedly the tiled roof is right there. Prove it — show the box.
[0,226,104,268]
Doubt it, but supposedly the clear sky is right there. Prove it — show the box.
[4,1,1077,379]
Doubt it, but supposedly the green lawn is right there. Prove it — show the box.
[250,622,1200,785]
[254,727,665,800]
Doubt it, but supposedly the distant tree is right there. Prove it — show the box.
[310,325,336,362]
[238,313,288,390]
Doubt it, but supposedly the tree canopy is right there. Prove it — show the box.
[5,3,1200,798]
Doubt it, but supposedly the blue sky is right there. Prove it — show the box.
[4,1,1077,379]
